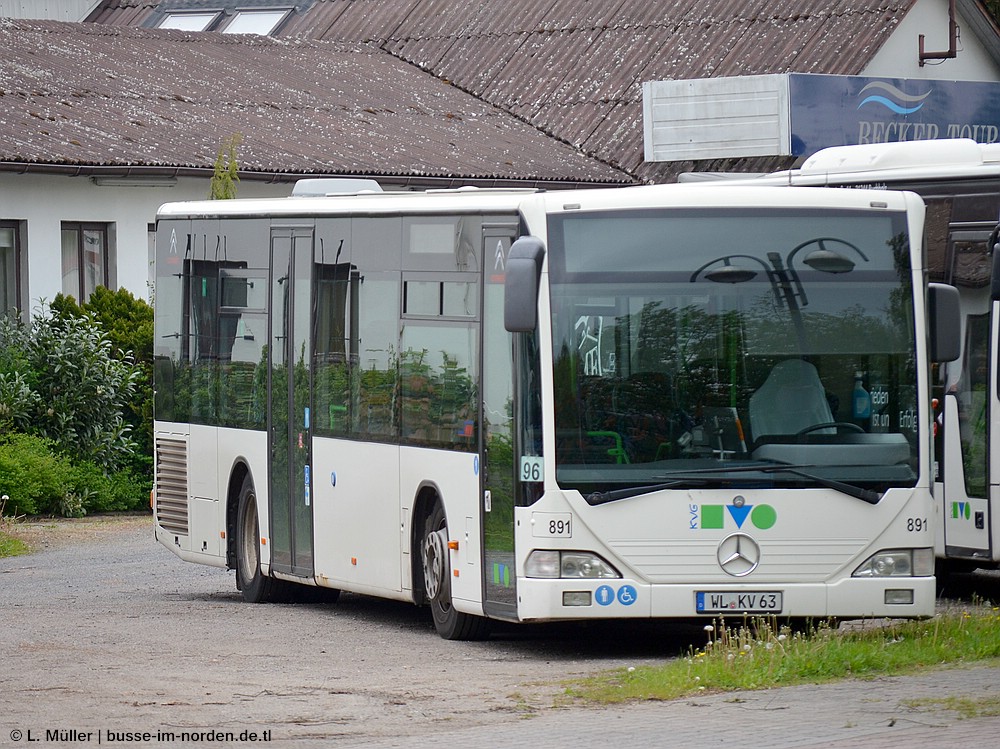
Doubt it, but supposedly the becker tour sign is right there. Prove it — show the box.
[788,73,1000,155]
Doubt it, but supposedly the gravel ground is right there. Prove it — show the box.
[3,515,999,748]
[0,515,706,745]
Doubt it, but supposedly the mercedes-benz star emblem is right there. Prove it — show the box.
[717,532,761,577]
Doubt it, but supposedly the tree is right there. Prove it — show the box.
[210,133,242,199]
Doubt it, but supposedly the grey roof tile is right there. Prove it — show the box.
[0,18,631,185]
[75,1,1000,182]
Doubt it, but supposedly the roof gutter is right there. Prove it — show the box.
[0,161,634,190]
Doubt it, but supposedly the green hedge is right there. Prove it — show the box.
[0,433,148,517]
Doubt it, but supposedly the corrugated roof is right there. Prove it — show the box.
[76,1,1000,181]
[0,18,631,185]
[281,0,923,180]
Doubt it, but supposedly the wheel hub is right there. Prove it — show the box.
[422,528,448,600]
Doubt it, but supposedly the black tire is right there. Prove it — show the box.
[235,475,287,603]
[421,503,491,641]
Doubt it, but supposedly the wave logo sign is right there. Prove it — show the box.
[857,81,931,115]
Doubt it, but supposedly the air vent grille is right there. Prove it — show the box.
[155,436,188,535]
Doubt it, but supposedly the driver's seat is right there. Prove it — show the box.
[749,360,835,442]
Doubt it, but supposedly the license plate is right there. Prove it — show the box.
[696,591,783,614]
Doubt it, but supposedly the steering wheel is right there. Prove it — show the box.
[796,422,865,436]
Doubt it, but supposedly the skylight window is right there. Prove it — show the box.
[222,9,290,35]
[158,12,221,31]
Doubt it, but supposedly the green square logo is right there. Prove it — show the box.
[702,505,725,529]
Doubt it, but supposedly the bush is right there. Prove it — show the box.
[0,298,153,516]
[0,432,148,517]
[0,433,74,516]
[64,461,150,515]
[0,300,140,472]
[51,289,154,476]
[0,370,40,431]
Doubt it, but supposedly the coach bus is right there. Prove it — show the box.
[151,180,957,639]
[684,139,1000,585]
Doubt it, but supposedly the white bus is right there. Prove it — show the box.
[685,139,1000,584]
[152,180,957,639]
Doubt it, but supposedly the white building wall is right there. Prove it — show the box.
[864,0,1000,81]
[0,1,99,20]
[0,172,290,311]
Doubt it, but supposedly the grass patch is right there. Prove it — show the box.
[904,695,1000,719]
[0,495,30,557]
[565,608,1000,704]
[0,530,30,557]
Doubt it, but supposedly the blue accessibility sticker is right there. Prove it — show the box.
[595,585,615,606]
[617,585,637,606]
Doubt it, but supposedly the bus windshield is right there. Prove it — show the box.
[547,207,918,501]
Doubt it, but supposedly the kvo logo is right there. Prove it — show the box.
[690,500,777,530]
[952,501,972,521]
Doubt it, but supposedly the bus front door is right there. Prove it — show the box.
[268,225,316,579]
[941,228,995,568]
[482,225,518,618]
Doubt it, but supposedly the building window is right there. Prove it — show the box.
[0,221,22,317]
[61,222,111,302]
[222,9,291,35]
[150,3,301,36]
[158,12,222,31]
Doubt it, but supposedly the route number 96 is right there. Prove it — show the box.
[520,456,544,482]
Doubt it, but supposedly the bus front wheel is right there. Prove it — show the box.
[421,503,491,641]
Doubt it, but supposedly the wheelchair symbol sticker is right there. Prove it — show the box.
[617,585,637,606]
[595,585,615,606]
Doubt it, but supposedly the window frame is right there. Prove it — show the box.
[220,8,293,35]
[149,2,299,36]
[61,222,112,303]
[156,10,223,31]
[0,219,24,319]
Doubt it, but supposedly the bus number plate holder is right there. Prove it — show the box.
[696,591,783,614]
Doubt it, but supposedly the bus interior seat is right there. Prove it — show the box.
[749,359,835,443]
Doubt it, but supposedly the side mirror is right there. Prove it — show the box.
[504,236,546,333]
[928,282,960,363]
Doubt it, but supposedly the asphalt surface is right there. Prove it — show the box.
[355,664,1000,749]
[2,515,999,748]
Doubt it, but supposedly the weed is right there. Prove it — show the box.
[0,493,29,557]
[905,694,1000,718]
[564,608,1000,704]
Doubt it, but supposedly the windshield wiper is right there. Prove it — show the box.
[585,479,707,506]
[583,463,883,506]
[584,466,797,505]
[758,465,882,504]
[655,463,882,504]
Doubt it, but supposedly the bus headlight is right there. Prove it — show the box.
[525,550,621,579]
[853,548,933,578]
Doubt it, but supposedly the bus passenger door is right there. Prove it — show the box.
[268,225,316,579]
[482,225,518,617]
[941,230,993,565]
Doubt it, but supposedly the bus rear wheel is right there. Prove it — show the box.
[236,475,287,603]
[421,503,491,641]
